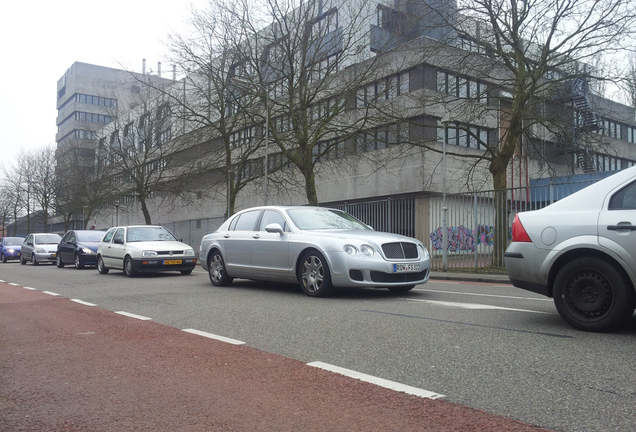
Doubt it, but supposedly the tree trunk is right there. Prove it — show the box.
[140,199,152,225]
[303,169,319,206]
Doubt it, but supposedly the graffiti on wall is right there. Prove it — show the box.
[430,224,495,251]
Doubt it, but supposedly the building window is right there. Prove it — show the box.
[627,126,636,144]
[311,8,338,37]
[437,120,490,150]
[595,118,621,139]
[437,70,488,103]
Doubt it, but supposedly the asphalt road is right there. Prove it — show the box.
[1,262,634,432]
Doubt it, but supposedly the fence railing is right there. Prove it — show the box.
[327,178,601,274]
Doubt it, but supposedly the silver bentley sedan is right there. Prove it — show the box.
[200,206,431,296]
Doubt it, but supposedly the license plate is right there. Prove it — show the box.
[164,259,182,265]
[393,263,420,273]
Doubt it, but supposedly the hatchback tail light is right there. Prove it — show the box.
[511,214,532,243]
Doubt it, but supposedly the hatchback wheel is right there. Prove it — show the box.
[1,254,6,263]
[56,255,65,268]
[33,255,39,266]
[298,250,334,297]
[97,256,109,274]
[123,256,137,277]
[208,251,232,286]
[20,255,26,265]
[553,257,636,332]
[74,253,84,269]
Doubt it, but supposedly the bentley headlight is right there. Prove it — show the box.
[418,243,430,259]
[344,245,358,255]
[142,250,158,257]
[360,245,375,257]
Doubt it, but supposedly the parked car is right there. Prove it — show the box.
[96,225,196,276]
[1,237,25,263]
[21,233,63,265]
[56,229,107,269]
[505,165,636,332]
[200,206,431,297]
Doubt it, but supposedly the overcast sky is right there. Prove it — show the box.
[0,0,204,171]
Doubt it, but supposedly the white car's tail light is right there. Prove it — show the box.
[511,214,532,242]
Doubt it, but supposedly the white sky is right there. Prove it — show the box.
[0,0,204,171]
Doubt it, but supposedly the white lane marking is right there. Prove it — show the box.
[182,329,246,345]
[42,291,61,296]
[8,282,20,286]
[416,288,553,302]
[404,298,549,314]
[0,279,5,283]
[71,299,97,307]
[115,311,152,320]
[308,362,444,400]
[23,287,37,290]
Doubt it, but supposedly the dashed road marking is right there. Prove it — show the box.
[183,329,246,345]
[404,298,549,314]
[23,287,37,290]
[43,291,61,296]
[71,299,97,307]
[308,361,444,400]
[8,282,20,286]
[115,311,152,320]
[416,288,552,301]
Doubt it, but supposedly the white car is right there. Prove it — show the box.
[505,166,636,332]
[200,206,430,297]
[96,225,197,277]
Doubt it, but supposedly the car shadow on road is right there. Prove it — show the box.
[194,278,425,300]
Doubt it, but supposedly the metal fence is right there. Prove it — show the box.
[327,177,602,274]
[330,198,417,238]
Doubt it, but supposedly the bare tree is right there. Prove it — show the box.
[54,140,113,230]
[181,0,384,206]
[0,182,14,236]
[619,53,636,108]
[96,82,204,225]
[26,146,57,232]
[138,0,270,216]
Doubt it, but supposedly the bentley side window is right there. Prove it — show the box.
[233,211,261,231]
[260,210,289,232]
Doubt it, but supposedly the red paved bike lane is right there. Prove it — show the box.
[0,282,551,432]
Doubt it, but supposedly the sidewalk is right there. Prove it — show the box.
[0,281,548,432]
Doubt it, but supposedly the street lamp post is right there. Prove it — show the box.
[442,121,449,272]
[115,201,120,226]
[232,78,269,205]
